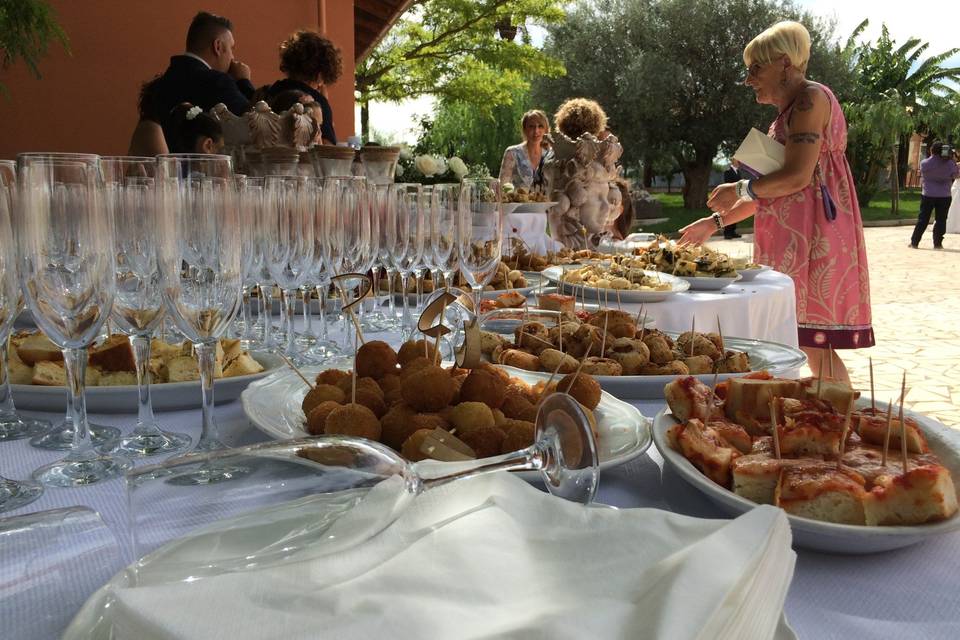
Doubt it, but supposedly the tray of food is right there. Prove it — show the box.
[503,242,604,273]
[8,331,282,413]
[479,293,657,335]
[653,374,960,552]
[242,339,652,479]
[630,238,764,289]
[542,264,690,303]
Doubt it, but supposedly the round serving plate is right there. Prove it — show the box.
[736,265,772,282]
[542,266,691,303]
[241,362,652,479]
[653,399,960,553]
[678,273,742,291]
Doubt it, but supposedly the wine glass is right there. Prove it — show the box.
[103,157,191,457]
[155,154,241,463]
[264,176,316,364]
[0,163,51,443]
[458,177,504,312]
[237,176,265,350]
[388,183,426,338]
[431,183,460,290]
[125,392,598,574]
[17,153,132,486]
[0,182,44,510]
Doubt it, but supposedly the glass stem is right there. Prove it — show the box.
[0,338,17,419]
[315,283,329,341]
[130,334,156,430]
[62,347,92,452]
[418,446,542,490]
[240,286,253,342]
[371,269,381,318]
[195,342,220,451]
[472,285,483,318]
[386,269,397,321]
[302,286,314,337]
[400,272,412,336]
[415,270,424,314]
[261,287,275,349]
[282,288,298,358]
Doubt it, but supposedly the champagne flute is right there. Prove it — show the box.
[458,177,504,312]
[389,183,425,338]
[103,157,191,457]
[0,182,44,510]
[264,176,316,364]
[17,153,132,487]
[0,161,50,442]
[432,183,460,290]
[156,154,241,462]
[237,176,265,350]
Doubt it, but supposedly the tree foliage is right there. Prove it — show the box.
[356,0,567,137]
[0,0,69,97]
[532,0,850,209]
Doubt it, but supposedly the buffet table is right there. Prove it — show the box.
[2,368,958,639]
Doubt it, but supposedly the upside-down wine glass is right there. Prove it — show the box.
[373,184,401,330]
[264,175,316,365]
[237,176,265,350]
[18,153,132,486]
[0,161,50,442]
[389,183,425,339]
[103,157,192,457]
[0,183,44,510]
[303,179,341,361]
[458,177,504,313]
[125,392,598,577]
[156,154,242,466]
[432,183,460,290]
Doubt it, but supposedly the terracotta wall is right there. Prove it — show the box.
[0,0,355,159]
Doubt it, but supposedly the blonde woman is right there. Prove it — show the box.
[499,109,551,189]
[679,21,873,382]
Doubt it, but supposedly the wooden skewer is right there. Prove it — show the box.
[899,372,908,474]
[615,287,622,311]
[279,354,315,390]
[881,397,894,467]
[869,356,876,413]
[816,350,825,399]
[638,310,648,342]
[634,304,644,330]
[689,315,696,357]
[769,397,781,460]
[558,314,564,354]
[837,395,855,470]
[563,343,593,395]
[716,314,725,353]
[599,311,610,357]
[537,356,569,406]
[827,344,834,380]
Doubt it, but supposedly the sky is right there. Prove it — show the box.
[357,0,959,144]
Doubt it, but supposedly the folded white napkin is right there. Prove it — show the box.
[67,474,795,640]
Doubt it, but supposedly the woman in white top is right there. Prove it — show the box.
[948,168,960,235]
[498,109,550,189]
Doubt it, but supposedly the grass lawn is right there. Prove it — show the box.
[637,189,921,235]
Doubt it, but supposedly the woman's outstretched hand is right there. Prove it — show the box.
[678,217,716,246]
[707,182,740,213]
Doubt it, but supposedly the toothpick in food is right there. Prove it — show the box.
[836,395,855,470]
[769,397,781,460]
[882,397,894,467]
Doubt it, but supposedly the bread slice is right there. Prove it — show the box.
[724,378,804,431]
[98,370,137,386]
[841,444,940,487]
[166,356,200,383]
[775,465,868,525]
[222,352,265,377]
[864,465,958,526]
[676,419,740,487]
[664,375,716,424]
[6,345,34,385]
[88,335,136,371]
[732,454,819,505]
[220,338,243,363]
[707,419,752,454]
[150,338,182,362]
[856,413,929,454]
[32,360,67,386]
[16,333,62,365]
[537,293,575,315]
[800,379,859,413]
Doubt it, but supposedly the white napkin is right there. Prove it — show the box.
[733,128,785,176]
[67,474,795,640]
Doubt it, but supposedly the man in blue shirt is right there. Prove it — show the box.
[911,141,960,249]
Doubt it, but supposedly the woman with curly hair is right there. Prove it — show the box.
[265,29,342,144]
[553,98,607,140]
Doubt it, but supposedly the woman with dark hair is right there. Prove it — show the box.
[168,103,224,154]
[266,30,342,144]
[608,178,634,240]
[127,75,169,156]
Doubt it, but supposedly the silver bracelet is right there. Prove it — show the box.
[735,179,756,201]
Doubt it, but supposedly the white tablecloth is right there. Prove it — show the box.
[2,324,956,640]
[504,212,562,255]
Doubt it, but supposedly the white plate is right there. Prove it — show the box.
[480,304,657,336]
[11,352,284,414]
[511,201,558,214]
[492,335,806,400]
[542,266,690,303]
[394,272,551,303]
[678,273,742,290]
[653,399,960,553]
[241,363,652,478]
[736,265,772,282]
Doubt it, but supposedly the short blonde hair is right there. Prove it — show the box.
[743,21,811,74]
[521,109,550,135]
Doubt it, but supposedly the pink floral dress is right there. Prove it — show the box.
[754,83,874,350]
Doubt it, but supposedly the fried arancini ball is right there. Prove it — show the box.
[476,362,511,384]
[587,310,636,339]
[324,403,381,440]
[355,340,399,379]
[676,332,721,360]
[302,384,346,416]
[506,379,537,404]
[500,419,536,453]
[610,350,649,375]
[538,348,578,374]
[499,348,542,371]
[501,391,538,423]
[480,331,507,356]
[492,408,507,425]
[557,372,601,410]
[383,388,403,407]
[410,413,450,432]
[336,375,383,399]
[580,356,622,376]
[399,357,433,382]
[305,400,341,435]
[380,403,419,450]
[449,401,496,434]
[400,428,433,462]
[354,388,387,418]
[643,335,674,364]
[315,369,350,387]
[568,323,608,358]
[400,365,456,412]
[547,322,579,349]
[683,355,714,375]
[449,375,464,405]
[379,373,401,394]
[459,425,507,459]
[458,369,507,409]
[398,339,438,366]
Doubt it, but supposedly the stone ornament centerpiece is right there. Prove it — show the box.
[543,132,623,249]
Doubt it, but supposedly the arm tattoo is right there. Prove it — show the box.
[788,132,821,144]
[794,91,814,112]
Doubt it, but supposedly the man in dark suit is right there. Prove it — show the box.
[149,12,255,150]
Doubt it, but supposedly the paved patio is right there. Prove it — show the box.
[710,226,960,428]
